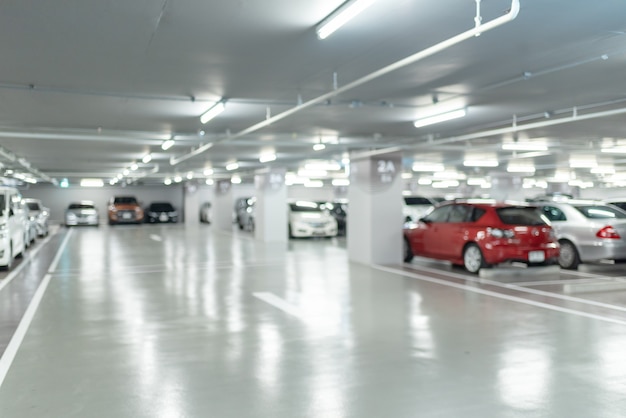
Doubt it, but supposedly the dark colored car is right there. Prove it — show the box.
[108,196,144,225]
[145,202,178,223]
[403,200,560,273]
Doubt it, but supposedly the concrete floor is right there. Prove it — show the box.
[1,224,626,417]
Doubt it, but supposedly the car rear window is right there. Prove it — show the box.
[114,197,138,204]
[574,205,626,219]
[69,203,94,210]
[496,207,548,225]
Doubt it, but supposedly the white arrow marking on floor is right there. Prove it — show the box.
[150,234,162,242]
[253,292,302,318]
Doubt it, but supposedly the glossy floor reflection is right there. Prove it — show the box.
[1,224,626,417]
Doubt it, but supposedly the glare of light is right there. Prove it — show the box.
[601,146,626,154]
[203,168,214,176]
[434,171,466,180]
[591,166,615,174]
[467,178,487,186]
[24,177,37,184]
[80,178,104,188]
[116,173,123,179]
[259,153,277,163]
[305,180,324,188]
[502,142,548,151]
[316,0,376,40]
[123,169,130,175]
[109,179,117,185]
[174,175,182,183]
[418,178,433,185]
[332,179,350,186]
[432,180,460,188]
[205,178,214,185]
[463,159,499,167]
[142,154,152,163]
[164,178,172,185]
[231,175,242,184]
[569,158,597,168]
[507,163,536,173]
[313,143,326,151]
[305,161,341,171]
[402,172,413,179]
[226,162,239,171]
[414,109,466,128]
[60,178,69,188]
[186,171,194,180]
[200,101,225,124]
[298,169,327,178]
[130,163,139,171]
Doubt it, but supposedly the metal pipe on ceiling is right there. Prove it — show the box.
[170,0,521,166]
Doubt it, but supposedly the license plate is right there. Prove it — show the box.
[528,250,545,263]
[159,214,168,222]
[123,213,132,219]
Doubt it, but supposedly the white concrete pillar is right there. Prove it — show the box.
[254,168,288,242]
[214,180,234,231]
[347,150,403,265]
[183,182,200,226]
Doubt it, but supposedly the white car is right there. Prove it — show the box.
[23,198,49,237]
[0,186,26,269]
[403,196,436,223]
[288,201,337,238]
[65,201,100,226]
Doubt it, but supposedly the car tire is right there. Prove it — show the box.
[463,243,486,274]
[558,240,580,270]
[403,238,414,262]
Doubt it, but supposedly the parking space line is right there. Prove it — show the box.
[0,274,51,388]
[47,229,73,274]
[512,279,608,286]
[376,264,626,325]
[0,231,56,293]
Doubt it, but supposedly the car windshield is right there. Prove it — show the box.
[69,203,94,210]
[27,202,40,211]
[290,202,321,212]
[150,203,174,211]
[574,205,626,219]
[496,207,548,226]
[404,197,433,205]
[114,197,137,204]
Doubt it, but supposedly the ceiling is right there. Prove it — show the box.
[0,0,626,191]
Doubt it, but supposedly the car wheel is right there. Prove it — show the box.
[463,244,486,274]
[558,240,580,270]
[403,238,414,262]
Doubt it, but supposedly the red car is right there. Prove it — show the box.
[403,200,560,273]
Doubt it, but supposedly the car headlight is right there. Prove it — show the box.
[66,213,77,221]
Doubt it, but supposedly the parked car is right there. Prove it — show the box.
[145,202,178,223]
[403,195,436,223]
[233,196,255,229]
[199,202,212,223]
[288,200,338,238]
[403,200,559,273]
[65,201,100,226]
[318,200,347,235]
[237,198,256,231]
[21,200,37,247]
[108,196,144,224]
[23,198,49,237]
[604,198,626,212]
[535,199,626,269]
[0,186,26,269]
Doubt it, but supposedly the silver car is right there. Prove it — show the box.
[536,200,626,269]
[65,201,100,226]
[24,198,50,237]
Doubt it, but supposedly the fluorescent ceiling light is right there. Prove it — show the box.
[412,162,444,172]
[174,176,182,183]
[305,161,341,171]
[161,139,175,150]
[80,178,104,188]
[122,169,130,175]
[231,175,242,184]
[226,162,239,171]
[502,142,548,151]
[130,163,138,171]
[507,163,536,173]
[205,178,214,185]
[417,178,432,185]
[463,159,499,167]
[200,100,225,124]
[298,169,327,178]
[313,143,326,151]
[601,146,626,154]
[304,180,324,188]
[591,167,615,174]
[259,153,277,163]
[203,168,214,176]
[142,154,152,163]
[414,109,466,128]
[332,179,350,186]
[316,0,376,40]
[164,178,172,185]
[186,171,194,179]
[432,180,460,188]
[401,172,413,179]
[569,159,597,168]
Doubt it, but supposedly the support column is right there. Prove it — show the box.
[347,151,403,265]
[254,168,287,242]
[183,182,200,226]
[214,180,234,231]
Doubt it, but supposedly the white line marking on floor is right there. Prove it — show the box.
[150,234,162,242]
[512,279,606,286]
[0,274,52,388]
[0,232,56,293]
[253,292,302,318]
[47,228,73,274]
[376,264,626,326]
[404,263,626,313]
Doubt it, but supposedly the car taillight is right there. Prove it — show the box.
[487,227,515,239]
[596,226,621,239]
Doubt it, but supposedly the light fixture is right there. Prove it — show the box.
[298,169,327,178]
[304,180,324,188]
[591,167,615,174]
[259,153,277,163]
[142,154,152,163]
[502,142,548,151]
[164,178,172,185]
[186,171,194,180]
[601,146,626,154]
[109,179,117,185]
[80,178,104,188]
[305,161,341,171]
[313,143,326,151]
[412,162,445,172]
[205,178,214,185]
[463,159,499,167]
[414,108,466,128]
[161,139,175,150]
[123,169,130,175]
[60,178,69,188]
[226,162,239,171]
[200,100,225,124]
[231,175,242,184]
[418,178,432,185]
[316,0,376,40]
[332,179,350,186]
[203,168,214,176]
[401,172,413,179]
[130,163,139,171]
[507,162,536,173]
[174,175,182,183]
